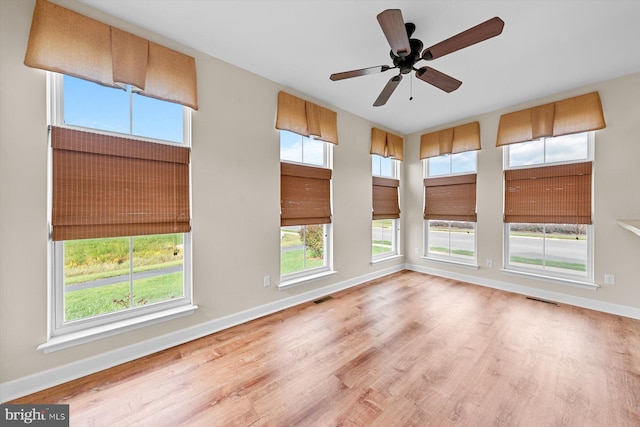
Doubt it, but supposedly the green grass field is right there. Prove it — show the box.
[281,249,323,275]
[510,256,586,272]
[65,272,183,321]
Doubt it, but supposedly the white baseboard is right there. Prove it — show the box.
[406,263,640,320]
[0,264,404,402]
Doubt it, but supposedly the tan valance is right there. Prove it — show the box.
[504,162,592,224]
[424,174,477,222]
[372,177,400,220]
[51,126,191,241]
[281,162,332,226]
[371,128,404,160]
[24,0,198,109]
[496,92,605,147]
[275,91,338,144]
[420,122,480,159]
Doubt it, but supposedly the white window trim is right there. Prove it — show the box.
[422,154,478,266]
[502,131,595,285]
[423,220,478,267]
[279,138,334,283]
[44,72,195,351]
[371,155,401,261]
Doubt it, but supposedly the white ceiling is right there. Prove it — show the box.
[78,0,640,135]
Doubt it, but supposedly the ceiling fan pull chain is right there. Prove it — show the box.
[409,73,413,101]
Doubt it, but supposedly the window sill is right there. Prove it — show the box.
[421,256,479,270]
[371,254,404,265]
[278,270,337,290]
[501,268,598,290]
[38,304,198,353]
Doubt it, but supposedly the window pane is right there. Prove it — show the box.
[132,234,184,307]
[64,75,129,134]
[372,155,381,176]
[281,225,304,275]
[451,152,476,174]
[372,219,393,256]
[508,139,544,167]
[427,221,450,256]
[428,155,451,176]
[303,225,325,268]
[280,131,303,163]
[63,237,131,321]
[132,93,183,143]
[545,133,588,163]
[302,137,326,166]
[449,221,475,259]
[543,224,588,275]
[379,156,393,177]
[508,223,545,271]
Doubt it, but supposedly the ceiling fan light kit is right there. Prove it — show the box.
[330,9,504,106]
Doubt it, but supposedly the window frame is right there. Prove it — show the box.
[44,72,195,349]
[502,132,595,284]
[279,131,334,284]
[422,153,478,266]
[371,154,401,262]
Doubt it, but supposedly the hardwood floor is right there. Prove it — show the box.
[10,271,640,426]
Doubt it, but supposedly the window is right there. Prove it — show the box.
[503,133,594,281]
[371,154,400,260]
[280,130,332,280]
[423,152,477,265]
[48,74,193,342]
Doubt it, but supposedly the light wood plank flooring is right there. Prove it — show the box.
[11,271,640,426]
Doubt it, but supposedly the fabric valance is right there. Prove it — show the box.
[275,91,338,144]
[371,128,404,160]
[24,0,198,109]
[496,92,605,146]
[420,122,480,159]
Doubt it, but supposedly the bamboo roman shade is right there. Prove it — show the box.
[24,0,198,109]
[420,122,480,159]
[424,174,477,222]
[275,91,338,144]
[371,128,404,160]
[372,177,400,220]
[496,92,605,146]
[51,126,191,241]
[504,162,592,224]
[281,162,332,226]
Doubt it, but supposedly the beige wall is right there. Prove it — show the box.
[0,0,404,385]
[1,0,638,390]
[404,72,640,308]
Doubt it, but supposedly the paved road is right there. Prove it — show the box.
[428,230,586,264]
[66,265,182,292]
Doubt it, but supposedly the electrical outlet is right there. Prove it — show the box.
[263,275,271,287]
[485,259,493,268]
[604,274,615,285]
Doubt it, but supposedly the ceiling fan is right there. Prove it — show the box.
[329,9,504,106]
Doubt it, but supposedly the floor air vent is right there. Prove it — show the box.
[526,296,559,306]
[314,296,334,304]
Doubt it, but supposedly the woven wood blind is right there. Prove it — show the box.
[281,162,332,226]
[504,162,592,224]
[51,126,191,241]
[370,128,404,160]
[275,91,338,144]
[24,0,198,109]
[420,122,480,159]
[496,92,605,146]
[424,174,477,222]
[372,177,400,220]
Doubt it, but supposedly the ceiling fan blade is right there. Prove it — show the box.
[377,9,411,57]
[373,74,402,107]
[416,67,462,93]
[330,65,392,81]
[422,17,504,60]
